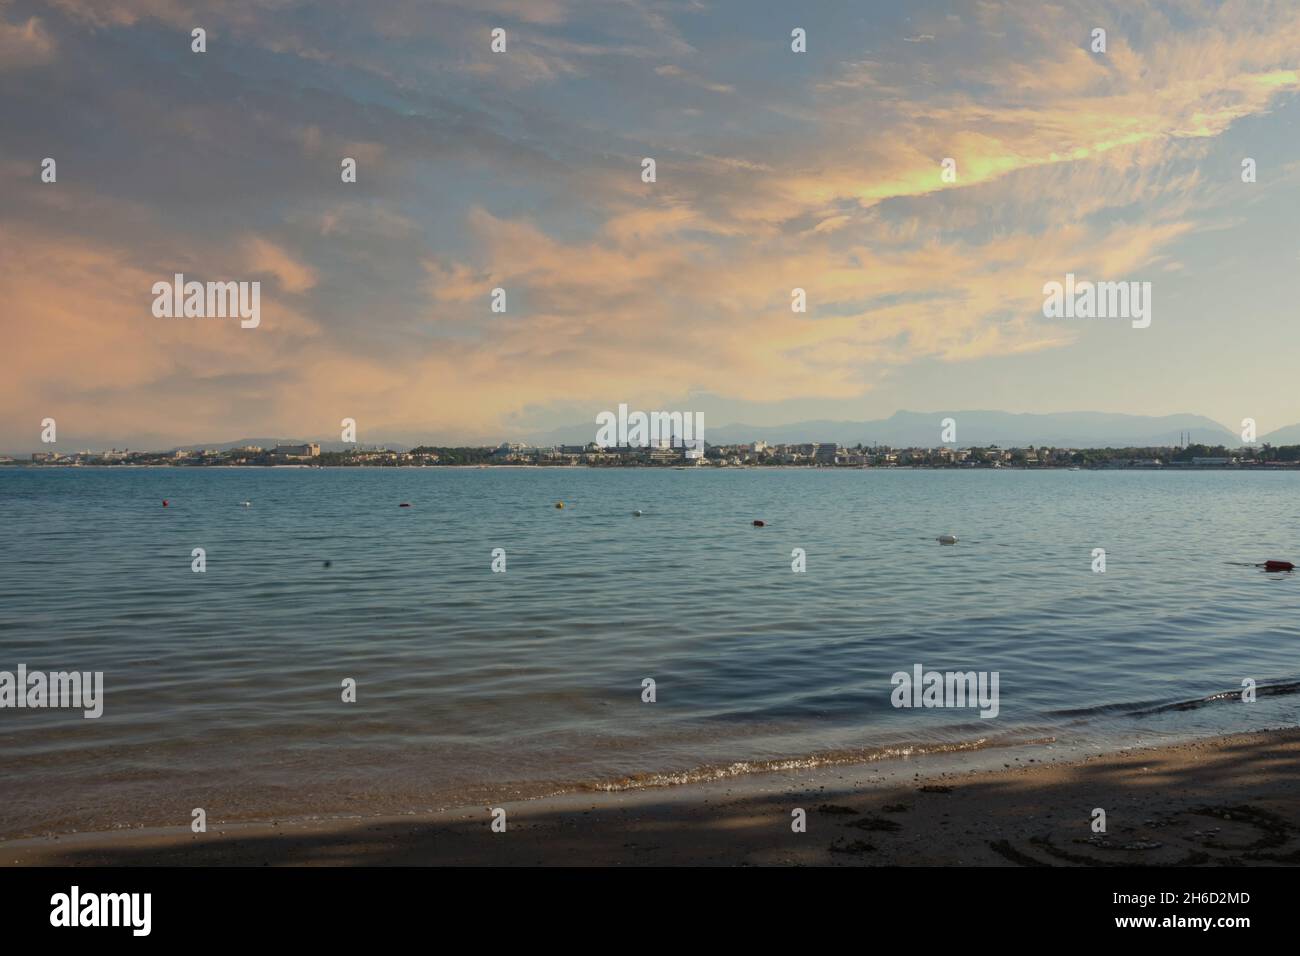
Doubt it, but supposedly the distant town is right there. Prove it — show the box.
[9,440,1300,469]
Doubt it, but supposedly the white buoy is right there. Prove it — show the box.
[936,533,957,545]
[241,501,252,508]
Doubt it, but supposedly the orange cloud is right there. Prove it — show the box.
[241,237,318,294]
[0,13,55,67]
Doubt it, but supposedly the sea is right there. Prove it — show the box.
[1,466,1297,838]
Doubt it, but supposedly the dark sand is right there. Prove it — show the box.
[4,728,1299,866]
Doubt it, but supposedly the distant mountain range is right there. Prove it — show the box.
[703,411,1247,448]
[520,410,1265,449]
[9,411,1300,457]
[1254,422,1300,445]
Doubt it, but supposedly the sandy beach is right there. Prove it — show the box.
[5,728,1298,867]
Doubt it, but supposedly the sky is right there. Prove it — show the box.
[3,0,1300,450]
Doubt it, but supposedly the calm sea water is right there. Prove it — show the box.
[1,466,1298,838]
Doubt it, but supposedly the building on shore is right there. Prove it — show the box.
[814,443,839,464]
[270,443,320,459]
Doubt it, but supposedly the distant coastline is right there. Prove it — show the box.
[7,461,1300,471]
[6,439,1300,470]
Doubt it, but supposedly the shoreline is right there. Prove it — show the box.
[5,463,1298,471]
[6,727,1298,866]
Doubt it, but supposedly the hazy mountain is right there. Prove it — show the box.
[11,413,1297,458]
[703,411,1242,448]
[522,410,1244,448]
[1259,423,1300,444]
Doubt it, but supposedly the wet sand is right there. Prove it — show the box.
[4,728,1298,866]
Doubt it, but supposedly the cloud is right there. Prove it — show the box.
[0,223,323,444]
[242,237,319,294]
[654,63,734,94]
[786,1,1300,224]
[0,13,55,67]
[5,0,1300,446]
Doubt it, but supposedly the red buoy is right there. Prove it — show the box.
[752,520,765,527]
[1264,560,1294,572]
[162,499,168,507]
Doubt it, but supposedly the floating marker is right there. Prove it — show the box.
[162,499,168,507]
[399,502,411,508]
[555,502,564,509]
[633,510,643,516]
[241,501,251,507]
[1263,560,1294,572]
[752,520,765,527]
[937,534,958,545]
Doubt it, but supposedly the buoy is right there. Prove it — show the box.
[241,501,251,508]
[1264,560,1294,572]
[633,510,643,516]
[555,502,564,509]
[399,502,411,508]
[937,534,958,545]
[162,499,168,507]
[323,560,332,569]
[752,520,765,527]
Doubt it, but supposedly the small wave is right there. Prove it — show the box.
[1050,679,1300,720]
[584,734,1056,793]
